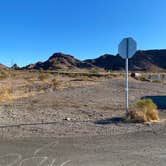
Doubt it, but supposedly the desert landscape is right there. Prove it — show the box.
[0,52,166,137]
[0,52,166,165]
[1,0,166,165]
[0,66,166,165]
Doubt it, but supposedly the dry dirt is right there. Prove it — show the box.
[0,71,165,137]
[0,71,166,165]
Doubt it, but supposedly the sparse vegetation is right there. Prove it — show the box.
[72,76,95,81]
[152,79,163,84]
[38,73,49,81]
[51,78,61,91]
[139,76,149,82]
[128,99,159,122]
[0,87,11,103]
[89,68,100,74]
[0,70,8,80]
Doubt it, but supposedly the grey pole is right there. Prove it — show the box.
[125,58,129,115]
[125,38,129,115]
[118,37,137,115]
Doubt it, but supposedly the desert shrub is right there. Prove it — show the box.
[72,76,94,81]
[89,68,99,74]
[38,73,49,81]
[51,79,61,91]
[128,99,159,122]
[152,79,163,84]
[0,70,8,80]
[139,76,149,82]
[24,75,34,83]
[0,87,10,103]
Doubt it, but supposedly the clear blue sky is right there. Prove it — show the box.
[0,0,166,66]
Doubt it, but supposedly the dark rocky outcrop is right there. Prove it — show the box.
[85,49,166,71]
[11,64,20,70]
[24,53,95,70]
[17,49,166,71]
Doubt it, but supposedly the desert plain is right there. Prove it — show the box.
[0,69,165,166]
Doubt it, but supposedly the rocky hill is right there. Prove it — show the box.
[0,64,8,69]
[85,54,124,70]
[24,52,96,70]
[5,49,166,72]
[11,64,20,70]
[85,49,166,71]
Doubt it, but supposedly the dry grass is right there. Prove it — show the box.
[128,99,160,122]
[0,70,8,80]
[0,70,101,102]
[51,78,61,91]
[152,79,163,84]
[71,76,96,82]
[38,73,49,81]
[89,68,100,74]
[0,87,11,103]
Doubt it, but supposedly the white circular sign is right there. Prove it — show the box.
[118,37,137,59]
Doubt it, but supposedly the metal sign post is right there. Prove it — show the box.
[118,37,137,115]
[125,54,129,113]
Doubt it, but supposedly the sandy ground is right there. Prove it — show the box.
[0,78,165,137]
[0,77,166,165]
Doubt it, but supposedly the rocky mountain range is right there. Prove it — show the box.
[24,53,95,70]
[85,49,166,71]
[1,49,166,71]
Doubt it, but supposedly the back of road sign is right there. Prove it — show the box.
[118,37,137,59]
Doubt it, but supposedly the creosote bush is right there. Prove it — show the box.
[128,99,159,122]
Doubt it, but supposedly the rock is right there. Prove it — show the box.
[64,117,71,121]
[11,64,20,70]
[24,52,95,70]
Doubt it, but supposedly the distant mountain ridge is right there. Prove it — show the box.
[0,63,8,69]
[1,49,166,71]
[85,49,166,71]
[24,52,96,70]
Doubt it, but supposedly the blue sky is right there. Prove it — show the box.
[0,0,166,66]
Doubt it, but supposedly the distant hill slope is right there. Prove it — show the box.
[21,49,166,71]
[24,52,96,70]
[85,54,124,70]
[0,64,8,69]
[84,49,166,71]
[11,64,20,70]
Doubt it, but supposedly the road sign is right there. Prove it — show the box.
[118,37,137,115]
[118,37,137,59]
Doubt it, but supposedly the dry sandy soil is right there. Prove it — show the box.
[0,70,165,137]
[0,70,166,165]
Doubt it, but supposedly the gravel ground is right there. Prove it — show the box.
[0,78,166,166]
[0,78,165,137]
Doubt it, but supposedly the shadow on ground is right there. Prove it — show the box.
[95,117,125,125]
[142,96,166,110]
